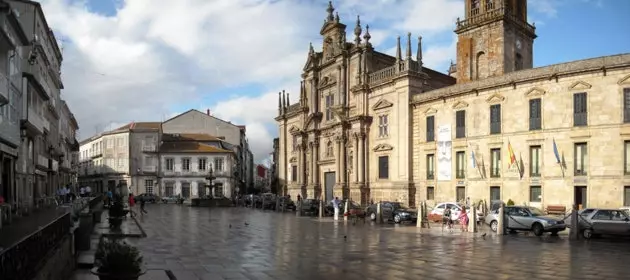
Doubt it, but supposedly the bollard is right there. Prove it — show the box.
[469,205,477,233]
[417,201,423,228]
[376,202,382,223]
[497,203,505,235]
[275,199,280,212]
[344,199,349,222]
[570,204,579,240]
[318,199,323,219]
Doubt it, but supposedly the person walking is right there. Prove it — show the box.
[106,189,113,207]
[139,197,148,215]
[442,206,453,232]
[459,207,469,232]
[128,193,136,217]
[332,197,341,221]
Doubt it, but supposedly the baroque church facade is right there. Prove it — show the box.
[276,0,630,209]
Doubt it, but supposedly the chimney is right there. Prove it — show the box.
[206,109,210,115]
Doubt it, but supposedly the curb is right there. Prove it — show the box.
[131,216,148,238]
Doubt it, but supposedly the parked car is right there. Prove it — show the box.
[162,196,181,204]
[261,193,277,209]
[428,202,484,223]
[620,206,630,217]
[366,201,417,223]
[578,208,630,239]
[299,199,321,216]
[484,206,566,236]
[324,200,364,216]
[134,193,158,203]
[278,197,296,211]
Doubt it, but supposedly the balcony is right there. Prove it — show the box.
[0,72,9,106]
[142,145,156,152]
[22,108,46,135]
[42,118,50,132]
[37,155,48,168]
[51,160,58,172]
[142,166,156,173]
[61,159,71,170]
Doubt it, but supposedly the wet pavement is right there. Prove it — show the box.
[97,204,630,279]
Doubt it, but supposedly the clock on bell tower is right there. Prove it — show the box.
[454,0,536,84]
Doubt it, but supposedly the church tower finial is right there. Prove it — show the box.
[363,24,371,44]
[405,32,412,60]
[417,36,423,67]
[326,1,335,22]
[353,15,362,45]
[395,36,402,62]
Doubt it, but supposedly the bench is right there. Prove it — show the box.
[546,205,567,215]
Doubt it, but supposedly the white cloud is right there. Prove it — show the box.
[39,0,561,161]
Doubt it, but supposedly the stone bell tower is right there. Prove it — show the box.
[454,0,536,83]
[320,1,346,62]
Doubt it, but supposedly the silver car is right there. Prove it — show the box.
[484,206,567,236]
[579,208,630,239]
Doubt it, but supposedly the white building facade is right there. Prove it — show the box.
[160,152,235,198]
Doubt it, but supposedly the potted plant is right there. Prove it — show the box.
[91,238,146,280]
[108,198,126,229]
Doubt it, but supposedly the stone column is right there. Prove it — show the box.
[313,140,320,187]
[354,134,359,183]
[309,142,314,185]
[340,137,346,185]
[358,133,365,183]
[335,137,341,183]
[301,145,307,187]
[297,146,303,185]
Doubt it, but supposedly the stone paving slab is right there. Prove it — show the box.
[78,204,630,280]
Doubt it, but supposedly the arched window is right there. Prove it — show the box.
[475,51,486,80]
[515,53,523,71]
[326,141,333,157]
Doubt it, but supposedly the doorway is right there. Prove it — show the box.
[324,172,335,202]
[574,186,587,209]
[182,183,191,198]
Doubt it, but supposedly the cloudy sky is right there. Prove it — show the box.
[38,0,629,163]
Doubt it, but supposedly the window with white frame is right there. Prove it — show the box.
[198,158,207,171]
[214,157,224,171]
[182,158,191,171]
[145,180,154,194]
[378,115,388,137]
[165,158,174,171]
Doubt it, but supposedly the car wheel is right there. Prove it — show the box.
[490,220,498,232]
[582,228,593,239]
[394,214,402,223]
[532,223,544,236]
[370,212,376,221]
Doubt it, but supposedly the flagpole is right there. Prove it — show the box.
[469,143,483,179]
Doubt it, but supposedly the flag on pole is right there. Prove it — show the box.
[552,138,561,164]
[507,141,517,167]
[471,150,477,169]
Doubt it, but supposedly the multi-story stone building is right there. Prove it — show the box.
[162,109,254,190]
[275,1,630,209]
[0,1,29,208]
[78,117,246,198]
[78,122,160,194]
[160,133,235,198]
[0,0,80,213]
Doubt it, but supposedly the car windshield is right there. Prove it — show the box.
[528,207,545,216]
[391,203,404,209]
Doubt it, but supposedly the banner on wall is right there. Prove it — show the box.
[437,125,452,181]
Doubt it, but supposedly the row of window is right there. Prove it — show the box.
[424,143,589,179]
[425,89,630,141]
[164,157,224,172]
[426,185,541,203]
[160,182,224,197]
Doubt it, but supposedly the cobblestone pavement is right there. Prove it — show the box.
[117,204,630,280]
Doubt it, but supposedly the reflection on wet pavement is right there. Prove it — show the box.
[127,204,629,280]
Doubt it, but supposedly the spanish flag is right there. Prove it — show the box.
[507,141,517,168]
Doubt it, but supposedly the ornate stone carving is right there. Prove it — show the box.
[485,93,505,104]
[451,101,469,109]
[289,126,300,135]
[424,107,437,115]
[289,157,297,163]
[524,87,546,98]
[618,74,630,85]
[372,143,394,152]
[372,99,394,111]
[568,80,592,91]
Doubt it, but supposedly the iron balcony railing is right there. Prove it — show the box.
[0,212,72,280]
